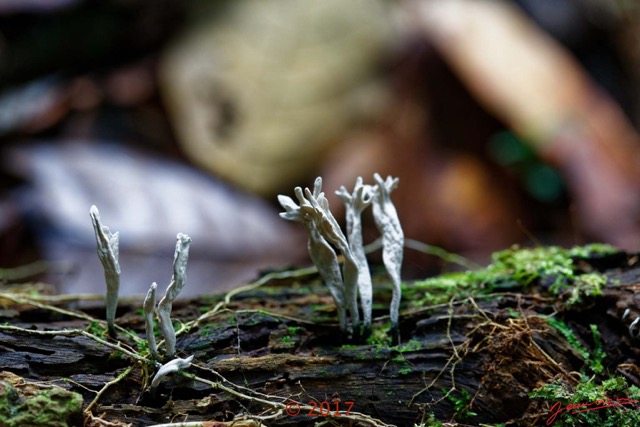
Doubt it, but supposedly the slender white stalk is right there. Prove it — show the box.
[371,174,404,343]
[144,282,159,360]
[336,177,374,335]
[89,205,121,337]
[158,233,192,358]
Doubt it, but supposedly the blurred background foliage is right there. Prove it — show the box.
[1,0,640,296]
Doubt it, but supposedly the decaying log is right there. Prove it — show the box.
[0,250,639,426]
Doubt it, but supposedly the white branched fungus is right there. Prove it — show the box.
[279,175,404,341]
[144,282,159,360]
[301,182,362,335]
[371,173,404,343]
[89,205,121,337]
[336,177,374,335]
[157,233,192,358]
[278,178,348,332]
[150,354,194,397]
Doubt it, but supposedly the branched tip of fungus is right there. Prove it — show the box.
[278,174,404,343]
[278,178,351,334]
[89,205,121,337]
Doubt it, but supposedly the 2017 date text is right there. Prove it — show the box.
[285,400,355,417]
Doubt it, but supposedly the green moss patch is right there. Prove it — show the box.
[407,244,616,307]
[529,376,640,426]
[0,372,83,427]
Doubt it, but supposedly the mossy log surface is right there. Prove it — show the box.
[1,250,640,426]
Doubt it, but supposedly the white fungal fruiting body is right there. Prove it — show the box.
[279,191,348,331]
[279,178,363,333]
[302,184,361,333]
[150,355,194,397]
[89,205,121,336]
[372,173,404,342]
[336,177,374,334]
[88,206,195,366]
[157,233,192,358]
[303,221,348,332]
[144,282,159,360]
[278,174,404,342]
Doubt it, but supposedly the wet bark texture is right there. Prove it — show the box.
[1,251,639,426]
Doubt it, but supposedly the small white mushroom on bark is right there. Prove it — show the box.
[278,179,348,332]
[144,282,159,360]
[89,205,121,337]
[371,173,404,344]
[336,177,374,335]
[157,233,192,358]
[150,355,194,398]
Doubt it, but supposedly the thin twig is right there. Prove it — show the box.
[178,372,395,427]
[0,293,146,345]
[0,293,97,322]
[85,364,136,413]
[404,238,481,270]
[223,266,318,305]
[0,324,155,366]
